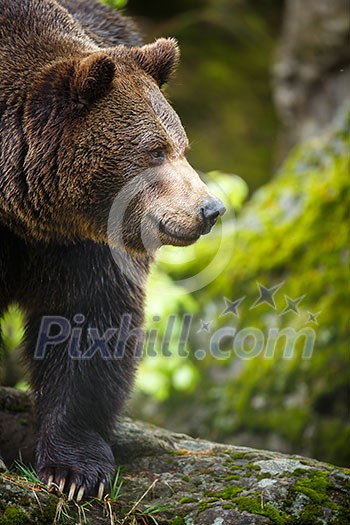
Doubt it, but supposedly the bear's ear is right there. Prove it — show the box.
[73,52,116,106]
[130,38,180,87]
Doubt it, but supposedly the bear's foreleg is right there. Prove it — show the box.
[22,242,145,499]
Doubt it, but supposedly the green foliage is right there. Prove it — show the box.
[103,0,128,10]
[13,461,41,485]
[0,305,25,386]
[208,111,350,466]
[0,305,24,352]
[108,467,123,501]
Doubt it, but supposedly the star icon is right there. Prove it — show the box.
[221,296,245,317]
[250,281,285,310]
[197,320,212,333]
[306,311,321,325]
[280,294,306,316]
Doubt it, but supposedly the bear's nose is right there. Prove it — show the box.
[200,198,226,224]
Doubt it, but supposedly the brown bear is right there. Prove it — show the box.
[0,0,225,499]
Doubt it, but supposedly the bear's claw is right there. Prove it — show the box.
[68,482,76,500]
[47,474,54,487]
[59,478,65,493]
[98,481,105,500]
[43,466,109,500]
[76,486,85,502]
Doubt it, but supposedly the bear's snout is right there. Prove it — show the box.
[142,158,227,249]
[200,197,226,233]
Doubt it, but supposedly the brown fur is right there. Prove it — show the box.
[0,0,224,496]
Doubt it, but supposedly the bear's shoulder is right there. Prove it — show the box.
[0,0,92,54]
[58,0,142,47]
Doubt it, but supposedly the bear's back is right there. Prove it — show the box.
[0,0,140,69]
[0,0,94,75]
[58,0,141,47]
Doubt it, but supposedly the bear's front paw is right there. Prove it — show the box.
[36,431,115,500]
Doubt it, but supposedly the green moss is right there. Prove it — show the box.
[197,499,218,512]
[172,518,186,525]
[223,474,240,481]
[293,471,330,504]
[206,485,243,500]
[297,504,323,524]
[223,503,235,509]
[245,463,261,471]
[0,507,29,525]
[233,496,289,525]
[37,499,57,524]
[223,460,242,469]
[257,473,272,480]
[15,497,32,507]
[182,475,190,482]
[197,501,208,513]
[230,452,246,460]
[179,497,198,504]
[219,486,243,499]
[336,505,350,525]
[233,496,259,513]
[291,468,315,477]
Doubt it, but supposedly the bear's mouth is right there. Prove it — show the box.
[158,221,201,244]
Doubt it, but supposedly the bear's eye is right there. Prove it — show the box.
[149,148,166,163]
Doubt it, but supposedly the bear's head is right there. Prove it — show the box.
[24,38,225,254]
